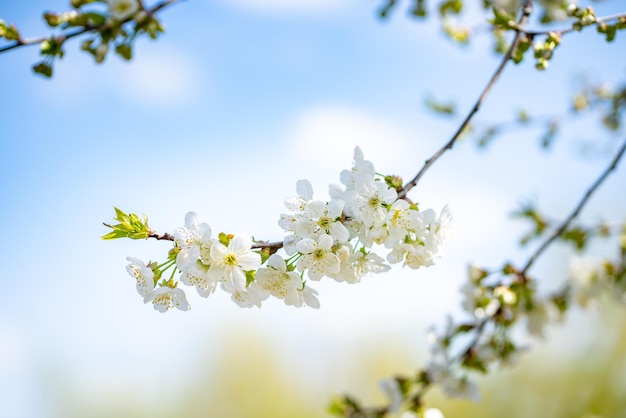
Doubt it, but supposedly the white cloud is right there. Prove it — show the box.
[34,46,205,107]
[283,103,418,190]
[111,47,205,106]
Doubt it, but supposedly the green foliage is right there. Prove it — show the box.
[439,0,463,17]
[489,7,517,31]
[218,232,232,247]
[384,174,404,191]
[412,0,428,18]
[442,21,471,44]
[561,226,588,251]
[32,61,53,77]
[0,0,169,78]
[512,204,548,246]
[0,19,20,41]
[101,207,151,240]
[425,96,457,116]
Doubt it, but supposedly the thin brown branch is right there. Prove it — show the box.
[251,241,284,250]
[146,229,284,251]
[522,12,626,37]
[521,136,626,276]
[398,1,534,199]
[148,231,175,241]
[0,0,182,54]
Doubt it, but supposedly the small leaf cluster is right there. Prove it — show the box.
[102,207,151,240]
[490,8,564,70]
[531,31,560,70]
[572,83,626,132]
[567,4,597,32]
[2,0,168,78]
[566,4,626,42]
[513,202,624,252]
[596,16,626,43]
[0,19,20,42]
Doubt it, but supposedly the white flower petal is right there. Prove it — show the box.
[296,179,313,201]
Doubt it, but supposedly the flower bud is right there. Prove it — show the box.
[95,43,108,63]
[134,10,148,23]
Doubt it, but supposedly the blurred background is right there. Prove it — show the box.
[1,1,625,417]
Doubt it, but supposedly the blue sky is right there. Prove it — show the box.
[0,1,625,417]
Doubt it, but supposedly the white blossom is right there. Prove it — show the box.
[424,205,453,252]
[330,248,390,283]
[296,199,349,243]
[285,285,320,309]
[208,235,261,292]
[145,286,190,313]
[125,257,155,298]
[427,362,480,402]
[347,178,397,228]
[229,283,268,308]
[255,254,303,304]
[339,146,376,191]
[179,261,217,298]
[423,408,445,418]
[569,256,602,307]
[174,212,212,270]
[387,242,436,269]
[385,200,420,243]
[279,180,316,255]
[296,234,341,280]
[108,0,139,20]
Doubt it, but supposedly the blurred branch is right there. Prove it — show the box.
[521,136,626,276]
[0,0,182,54]
[521,11,626,37]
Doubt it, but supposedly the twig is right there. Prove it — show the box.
[146,229,284,252]
[148,231,175,241]
[0,0,182,54]
[522,12,626,37]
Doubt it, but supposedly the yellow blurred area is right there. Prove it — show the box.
[49,306,626,418]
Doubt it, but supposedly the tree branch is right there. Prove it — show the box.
[398,1,534,199]
[0,0,182,54]
[146,228,285,252]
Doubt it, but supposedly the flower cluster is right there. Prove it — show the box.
[123,147,451,312]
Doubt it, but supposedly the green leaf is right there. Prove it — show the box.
[439,0,462,16]
[43,12,61,27]
[411,0,427,18]
[425,96,456,115]
[32,62,53,78]
[456,323,475,333]
[561,227,588,251]
[489,7,516,30]
[245,270,256,286]
[378,0,397,19]
[115,43,132,60]
[218,232,232,247]
[84,12,106,26]
[258,247,271,264]
[101,207,150,240]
